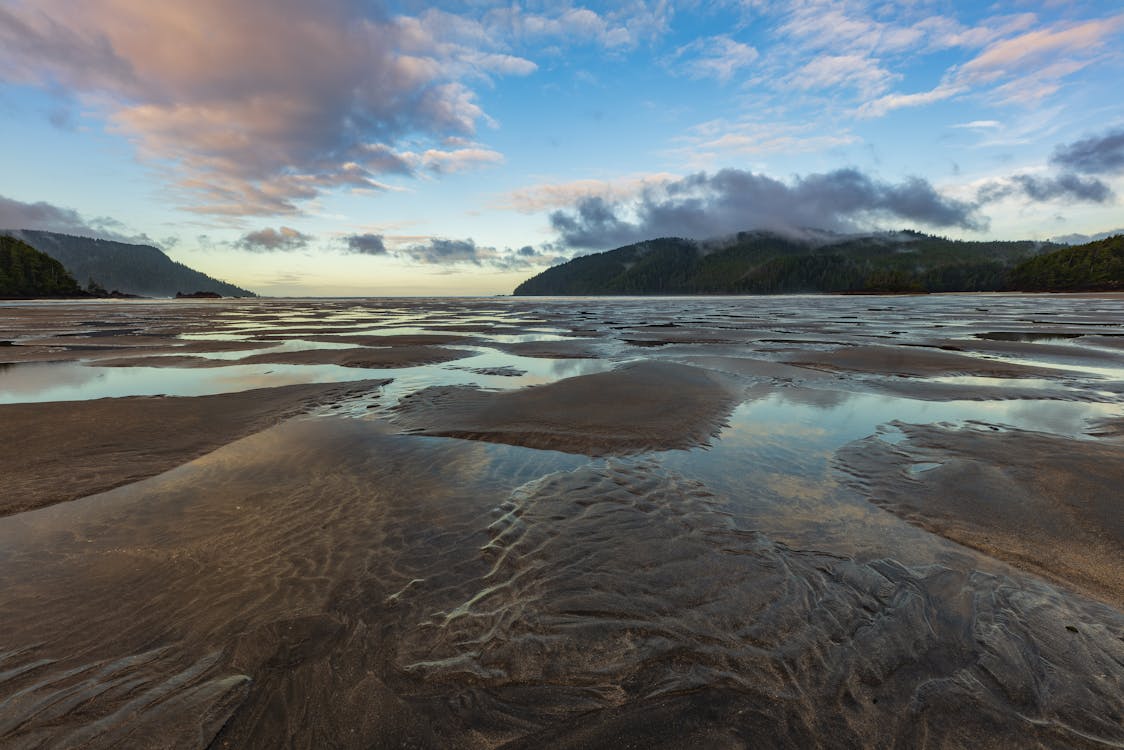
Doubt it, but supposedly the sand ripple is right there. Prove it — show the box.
[391,460,1124,748]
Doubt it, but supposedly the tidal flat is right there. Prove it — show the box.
[0,294,1122,749]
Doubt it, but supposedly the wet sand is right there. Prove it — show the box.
[838,422,1124,608]
[392,360,743,454]
[0,380,387,515]
[0,294,1122,748]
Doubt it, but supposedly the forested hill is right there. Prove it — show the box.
[0,235,83,297]
[2,230,254,298]
[513,230,1087,295]
[1008,235,1124,291]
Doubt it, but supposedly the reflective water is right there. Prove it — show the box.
[0,295,1122,748]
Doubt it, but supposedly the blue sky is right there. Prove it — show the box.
[1,0,1123,295]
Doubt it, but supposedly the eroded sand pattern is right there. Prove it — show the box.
[0,295,1122,748]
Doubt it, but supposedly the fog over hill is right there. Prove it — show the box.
[513,229,1119,295]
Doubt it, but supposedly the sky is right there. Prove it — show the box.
[1,0,1123,296]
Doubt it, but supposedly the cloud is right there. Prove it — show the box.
[0,0,535,216]
[668,119,859,168]
[481,5,669,51]
[399,238,488,265]
[1050,228,1124,245]
[393,237,562,269]
[1050,128,1124,175]
[548,168,983,249]
[0,193,151,243]
[0,194,107,236]
[856,15,1124,118]
[498,172,681,213]
[419,147,504,174]
[671,35,758,82]
[786,54,895,99]
[857,83,962,119]
[237,226,313,252]
[977,173,1114,204]
[344,234,388,255]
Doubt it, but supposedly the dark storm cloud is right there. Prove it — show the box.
[344,233,388,255]
[1050,128,1124,175]
[549,168,983,249]
[977,173,1114,204]
[237,226,313,252]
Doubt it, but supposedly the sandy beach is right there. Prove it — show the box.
[0,294,1121,749]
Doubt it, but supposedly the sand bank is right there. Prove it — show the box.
[783,344,1066,378]
[0,380,387,516]
[838,423,1124,608]
[236,345,473,369]
[393,360,743,454]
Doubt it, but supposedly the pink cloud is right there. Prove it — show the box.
[0,0,535,216]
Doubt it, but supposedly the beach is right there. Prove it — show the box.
[0,294,1121,748]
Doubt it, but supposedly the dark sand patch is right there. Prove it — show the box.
[393,360,743,455]
[0,380,387,516]
[859,378,1106,403]
[948,337,1124,366]
[783,344,1065,378]
[303,333,476,346]
[1088,416,1124,440]
[673,354,832,381]
[0,338,274,364]
[616,327,764,347]
[0,344,168,363]
[489,339,602,359]
[92,354,233,368]
[838,423,1124,608]
[237,345,473,369]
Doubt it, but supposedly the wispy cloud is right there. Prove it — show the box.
[856,14,1124,117]
[668,119,858,168]
[670,35,759,82]
[498,172,682,213]
[785,54,896,99]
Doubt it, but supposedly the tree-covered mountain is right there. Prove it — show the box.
[512,230,1091,295]
[0,235,84,297]
[1008,235,1124,291]
[2,230,254,298]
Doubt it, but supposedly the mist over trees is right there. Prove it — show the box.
[514,230,1124,295]
[1009,235,1124,291]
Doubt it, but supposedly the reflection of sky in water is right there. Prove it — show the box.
[720,388,1122,449]
[0,349,614,404]
[662,387,1124,563]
